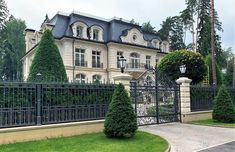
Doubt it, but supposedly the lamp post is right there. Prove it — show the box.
[118,55,126,73]
[179,65,186,77]
[36,73,43,82]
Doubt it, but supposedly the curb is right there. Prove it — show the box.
[164,140,171,152]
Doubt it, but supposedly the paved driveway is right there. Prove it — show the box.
[140,123,235,152]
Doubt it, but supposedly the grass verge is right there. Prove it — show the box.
[0,131,168,152]
[191,119,235,128]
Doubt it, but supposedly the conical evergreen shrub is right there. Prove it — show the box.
[27,29,67,82]
[212,86,235,123]
[104,83,137,138]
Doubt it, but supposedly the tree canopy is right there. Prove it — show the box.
[158,50,207,84]
[0,0,8,29]
[0,16,26,80]
[141,21,156,33]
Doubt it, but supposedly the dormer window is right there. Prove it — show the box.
[152,39,159,48]
[77,26,83,37]
[90,25,103,41]
[93,29,99,41]
[72,22,88,39]
[161,41,169,52]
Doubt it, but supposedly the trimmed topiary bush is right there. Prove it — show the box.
[212,86,235,123]
[158,50,207,84]
[205,55,223,86]
[27,29,67,82]
[104,83,137,138]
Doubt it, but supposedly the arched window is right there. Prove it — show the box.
[75,74,86,83]
[92,75,101,84]
[130,53,140,68]
[90,25,103,41]
[152,39,159,48]
[161,41,169,52]
[72,22,88,39]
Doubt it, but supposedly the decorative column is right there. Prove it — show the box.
[176,77,192,122]
[113,73,132,92]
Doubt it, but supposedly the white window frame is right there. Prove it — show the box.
[75,48,85,66]
[92,50,101,68]
[130,53,140,69]
[92,75,101,83]
[75,74,86,83]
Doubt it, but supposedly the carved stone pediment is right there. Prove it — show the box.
[120,28,147,46]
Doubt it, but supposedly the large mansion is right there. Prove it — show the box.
[22,11,170,82]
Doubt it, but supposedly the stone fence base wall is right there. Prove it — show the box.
[181,111,212,123]
[0,120,104,145]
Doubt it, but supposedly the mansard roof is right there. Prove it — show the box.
[48,11,161,43]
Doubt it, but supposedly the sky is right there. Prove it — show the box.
[6,0,235,52]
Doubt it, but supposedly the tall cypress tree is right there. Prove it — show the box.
[0,0,8,29]
[28,30,67,82]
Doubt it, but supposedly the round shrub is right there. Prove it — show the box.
[158,50,207,84]
[205,55,223,86]
[104,83,137,138]
[212,86,235,123]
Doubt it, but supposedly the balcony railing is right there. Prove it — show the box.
[126,63,153,70]
[92,62,103,68]
[75,60,88,67]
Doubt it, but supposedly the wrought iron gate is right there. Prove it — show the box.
[130,68,180,126]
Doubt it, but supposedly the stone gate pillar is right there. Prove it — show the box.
[176,77,192,123]
[113,73,132,92]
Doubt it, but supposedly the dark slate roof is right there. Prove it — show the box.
[47,11,161,44]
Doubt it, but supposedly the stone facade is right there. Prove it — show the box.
[22,11,169,82]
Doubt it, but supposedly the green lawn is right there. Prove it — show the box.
[0,131,168,152]
[191,119,235,128]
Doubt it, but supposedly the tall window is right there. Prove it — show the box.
[75,74,86,83]
[93,29,99,41]
[162,43,167,52]
[93,75,101,84]
[75,48,85,66]
[77,26,83,37]
[92,51,101,68]
[117,51,123,68]
[146,56,151,69]
[130,53,140,68]
[153,41,158,48]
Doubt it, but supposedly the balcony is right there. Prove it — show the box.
[126,63,153,70]
[92,62,103,68]
[75,60,88,67]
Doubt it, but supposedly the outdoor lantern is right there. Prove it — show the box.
[36,73,43,81]
[179,65,186,75]
[118,55,126,73]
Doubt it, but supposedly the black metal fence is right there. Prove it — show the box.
[190,86,235,112]
[0,81,115,128]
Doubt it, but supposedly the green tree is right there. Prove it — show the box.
[158,16,185,51]
[169,16,186,51]
[104,83,137,138]
[158,17,172,41]
[141,21,156,33]
[205,55,223,86]
[0,16,26,80]
[212,86,235,123]
[224,58,234,86]
[158,50,207,84]
[0,0,8,29]
[28,29,67,82]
